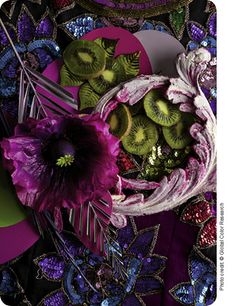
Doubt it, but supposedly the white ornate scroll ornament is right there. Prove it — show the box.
[95,48,216,226]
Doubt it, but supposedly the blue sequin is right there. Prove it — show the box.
[0,44,27,69]
[63,259,85,304]
[0,76,17,97]
[172,283,194,305]
[170,248,216,306]
[0,269,19,295]
[101,296,121,306]
[140,21,154,30]
[65,15,95,39]
[125,258,142,293]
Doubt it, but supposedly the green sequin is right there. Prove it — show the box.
[169,6,188,39]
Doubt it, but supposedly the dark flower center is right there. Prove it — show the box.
[45,138,76,167]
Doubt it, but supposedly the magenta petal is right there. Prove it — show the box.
[1,114,120,216]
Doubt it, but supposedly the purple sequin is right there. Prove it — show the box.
[187,22,206,42]
[135,276,162,293]
[43,290,69,306]
[32,48,54,69]
[140,256,166,275]
[0,26,15,47]
[90,0,175,10]
[128,229,157,257]
[35,17,54,38]
[38,255,65,280]
[17,12,35,43]
[208,13,216,38]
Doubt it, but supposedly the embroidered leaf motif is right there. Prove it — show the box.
[170,283,194,305]
[79,83,100,110]
[135,276,163,295]
[0,268,21,295]
[169,6,188,40]
[95,37,118,58]
[187,21,206,42]
[123,294,144,306]
[127,226,159,257]
[60,64,84,87]
[140,255,167,276]
[116,52,140,79]
[39,289,70,306]
[34,254,65,281]
[181,201,212,225]
[197,217,216,248]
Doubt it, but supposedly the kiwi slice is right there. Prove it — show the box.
[144,89,181,127]
[107,104,132,139]
[116,52,140,79]
[60,65,84,87]
[122,115,158,156]
[79,83,100,110]
[94,38,118,58]
[63,40,106,78]
[89,59,125,95]
[162,114,194,149]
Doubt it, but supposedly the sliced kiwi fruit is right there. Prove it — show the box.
[107,104,132,139]
[60,64,84,87]
[122,115,158,156]
[144,89,181,127]
[63,40,106,78]
[94,38,118,58]
[89,59,125,95]
[79,83,100,110]
[116,52,140,79]
[162,114,195,149]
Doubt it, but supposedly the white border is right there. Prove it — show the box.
[0,0,233,305]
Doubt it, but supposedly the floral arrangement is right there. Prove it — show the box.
[0,15,216,294]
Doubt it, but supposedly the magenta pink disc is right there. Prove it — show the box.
[0,217,39,264]
[41,27,152,113]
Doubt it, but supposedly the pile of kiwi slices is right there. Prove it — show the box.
[60,38,140,111]
[109,88,197,181]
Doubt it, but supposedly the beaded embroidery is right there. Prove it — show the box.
[34,220,166,306]
[170,247,216,305]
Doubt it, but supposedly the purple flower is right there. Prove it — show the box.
[1,114,120,216]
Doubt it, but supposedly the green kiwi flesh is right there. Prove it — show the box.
[162,114,194,149]
[79,83,100,110]
[122,115,158,156]
[89,59,125,94]
[63,40,106,78]
[144,89,181,127]
[107,104,132,139]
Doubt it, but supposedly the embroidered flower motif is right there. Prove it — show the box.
[35,220,166,306]
[0,114,120,218]
[187,13,216,57]
[170,247,216,306]
[0,8,60,98]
